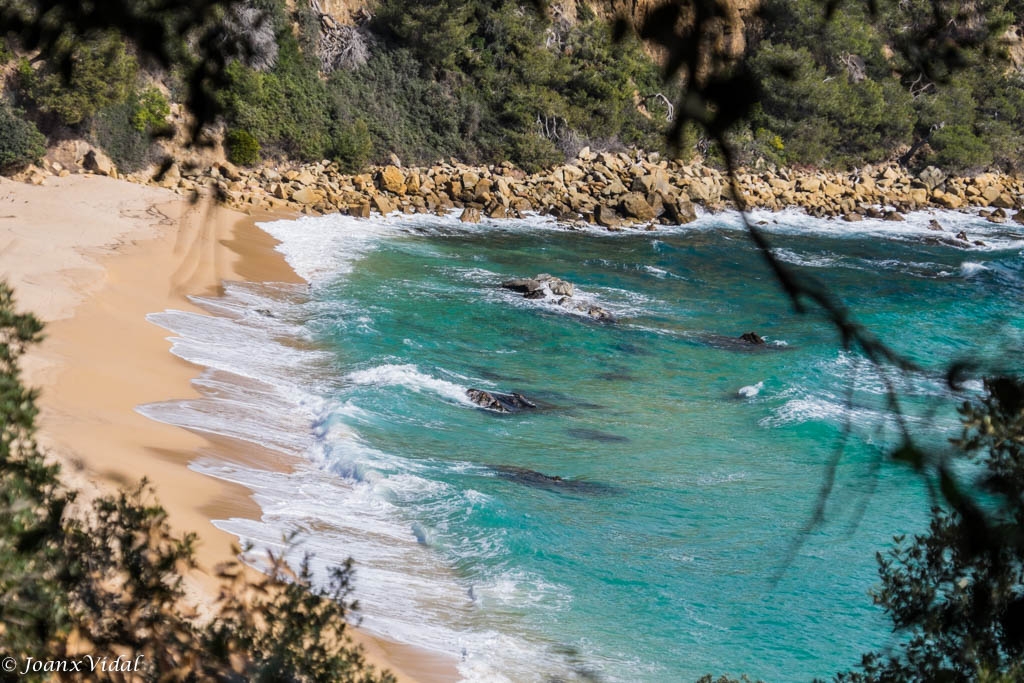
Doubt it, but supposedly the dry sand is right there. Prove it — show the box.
[0,174,459,682]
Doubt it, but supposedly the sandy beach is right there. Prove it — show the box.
[0,173,458,683]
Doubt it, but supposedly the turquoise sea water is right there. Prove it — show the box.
[141,209,1024,682]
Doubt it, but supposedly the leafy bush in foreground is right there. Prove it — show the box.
[0,280,394,682]
[837,377,1024,682]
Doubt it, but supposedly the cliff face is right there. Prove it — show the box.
[314,0,371,24]
[308,0,759,43]
[586,0,759,74]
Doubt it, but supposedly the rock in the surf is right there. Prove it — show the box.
[502,274,574,299]
[501,278,544,295]
[467,388,537,413]
[586,305,614,322]
[740,331,766,345]
[536,273,574,297]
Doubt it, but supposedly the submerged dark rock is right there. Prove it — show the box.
[467,388,537,413]
[566,427,630,443]
[491,465,618,495]
[698,332,788,352]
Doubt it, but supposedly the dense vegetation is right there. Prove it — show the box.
[2,0,1022,174]
[741,0,1024,172]
[3,29,172,171]
[0,281,394,682]
[215,0,670,171]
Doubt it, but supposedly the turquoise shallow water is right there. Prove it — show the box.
[142,210,1024,681]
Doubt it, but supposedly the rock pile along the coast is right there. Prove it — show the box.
[15,144,1024,228]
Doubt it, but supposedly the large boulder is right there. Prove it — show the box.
[292,186,321,205]
[294,169,318,186]
[459,206,482,223]
[158,162,181,188]
[377,165,406,194]
[664,195,697,224]
[536,273,574,297]
[797,176,822,193]
[217,160,242,181]
[918,166,946,192]
[620,192,656,221]
[502,274,574,299]
[371,194,395,215]
[501,278,544,295]
[594,203,623,229]
[631,172,671,195]
[82,149,116,176]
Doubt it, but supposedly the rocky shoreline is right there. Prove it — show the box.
[13,143,1024,229]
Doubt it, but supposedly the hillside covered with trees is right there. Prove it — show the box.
[2,0,1023,176]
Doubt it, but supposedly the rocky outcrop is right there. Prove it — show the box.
[501,274,614,321]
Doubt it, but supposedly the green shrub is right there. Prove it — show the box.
[131,86,171,133]
[331,119,373,173]
[0,104,47,173]
[929,124,994,172]
[16,35,136,127]
[91,100,156,172]
[749,42,914,167]
[225,129,261,166]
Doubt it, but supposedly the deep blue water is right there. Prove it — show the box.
[143,209,1024,682]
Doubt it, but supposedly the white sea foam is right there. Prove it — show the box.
[344,363,476,406]
[772,248,839,268]
[961,261,989,276]
[661,206,1024,252]
[738,381,764,398]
